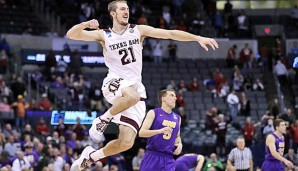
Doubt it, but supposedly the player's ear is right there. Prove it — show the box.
[110,11,115,18]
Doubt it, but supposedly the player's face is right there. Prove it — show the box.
[115,2,129,26]
[277,122,286,134]
[163,91,177,108]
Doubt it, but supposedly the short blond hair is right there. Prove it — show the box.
[158,89,176,105]
[108,0,127,12]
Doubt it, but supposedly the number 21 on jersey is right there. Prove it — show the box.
[119,46,136,65]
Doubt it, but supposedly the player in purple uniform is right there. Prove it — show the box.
[175,153,205,171]
[139,89,182,171]
[261,119,294,171]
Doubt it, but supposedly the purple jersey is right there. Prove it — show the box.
[145,108,180,155]
[262,133,285,171]
[265,133,285,161]
[175,154,198,171]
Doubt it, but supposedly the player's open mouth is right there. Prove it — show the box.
[123,16,128,18]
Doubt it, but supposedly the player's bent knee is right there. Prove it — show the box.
[124,91,140,106]
[122,87,140,101]
[127,94,140,105]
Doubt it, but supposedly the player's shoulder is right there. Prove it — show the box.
[102,28,111,32]
[266,133,273,138]
[129,24,137,28]
[172,111,181,118]
[281,135,285,139]
[170,112,181,123]
[128,24,140,33]
[136,24,154,33]
[145,109,157,121]
[147,109,157,116]
[266,133,275,141]
[136,24,154,30]
[100,28,111,35]
[98,28,112,40]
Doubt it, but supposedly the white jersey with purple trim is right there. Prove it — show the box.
[103,24,143,83]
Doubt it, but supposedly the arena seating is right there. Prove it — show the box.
[0,3,48,35]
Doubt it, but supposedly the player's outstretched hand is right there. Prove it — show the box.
[198,37,219,51]
[173,143,182,155]
[82,19,100,30]
[159,127,172,135]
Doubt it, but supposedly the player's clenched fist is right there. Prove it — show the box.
[82,19,99,29]
[284,160,294,169]
[173,142,182,155]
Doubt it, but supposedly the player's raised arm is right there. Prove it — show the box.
[66,19,104,42]
[137,25,219,51]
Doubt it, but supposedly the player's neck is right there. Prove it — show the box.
[111,23,129,34]
[161,106,172,114]
[274,131,283,137]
